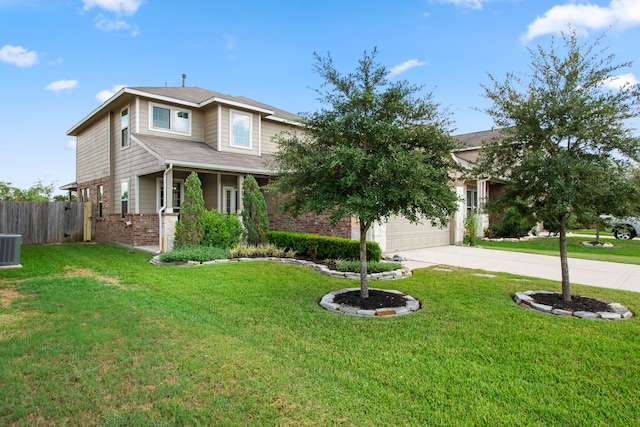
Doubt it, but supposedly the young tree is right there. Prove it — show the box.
[174,172,206,247]
[241,175,269,246]
[477,29,640,301]
[0,180,56,201]
[269,49,459,298]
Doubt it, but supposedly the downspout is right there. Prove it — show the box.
[157,162,173,254]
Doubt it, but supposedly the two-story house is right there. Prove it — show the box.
[67,85,500,254]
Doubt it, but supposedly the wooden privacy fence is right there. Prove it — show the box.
[0,201,90,245]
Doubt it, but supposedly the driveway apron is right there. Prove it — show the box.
[396,245,640,293]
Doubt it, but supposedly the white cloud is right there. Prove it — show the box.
[82,0,143,16]
[0,44,38,67]
[438,0,485,10]
[96,84,127,103]
[95,16,130,31]
[45,79,79,92]
[601,73,640,90]
[67,140,77,150]
[524,0,640,41]
[388,59,427,77]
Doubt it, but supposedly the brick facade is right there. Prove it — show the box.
[99,213,160,247]
[269,211,352,239]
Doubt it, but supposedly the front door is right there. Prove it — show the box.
[223,186,237,214]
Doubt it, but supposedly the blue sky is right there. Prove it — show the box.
[1,0,639,192]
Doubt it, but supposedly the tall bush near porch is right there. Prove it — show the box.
[174,172,205,247]
[241,175,269,246]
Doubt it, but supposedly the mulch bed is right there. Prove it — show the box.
[530,292,612,312]
[332,289,407,310]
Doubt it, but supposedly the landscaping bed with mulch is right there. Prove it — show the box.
[332,289,408,310]
[530,292,611,312]
[515,290,633,320]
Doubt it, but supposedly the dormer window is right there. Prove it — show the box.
[150,103,191,135]
[230,110,252,149]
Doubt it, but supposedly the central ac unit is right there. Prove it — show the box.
[0,234,22,268]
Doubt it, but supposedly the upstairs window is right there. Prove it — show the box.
[121,108,129,148]
[150,103,191,135]
[230,110,252,149]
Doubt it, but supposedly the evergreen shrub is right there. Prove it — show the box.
[267,231,382,262]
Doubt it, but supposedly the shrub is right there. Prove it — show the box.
[174,172,205,247]
[229,244,295,259]
[335,260,403,273]
[491,206,534,238]
[267,231,382,262]
[464,209,479,246]
[241,175,269,246]
[159,245,229,263]
[201,210,242,249]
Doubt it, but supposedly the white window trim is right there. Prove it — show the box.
[156,178,185,212]
[121,179,129,218]
[149,102,192,136]
[121,106,130,149]
[229,109,252,150]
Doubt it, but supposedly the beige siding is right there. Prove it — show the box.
[200,173,218,210]
[136,98,204,141]
[113,138,163,214]
[203,106,219,149]
[138,175,161,213]
[261,120,296,155]
[76,116,110,183]
[455,149,481,164]
[386,215,451,252]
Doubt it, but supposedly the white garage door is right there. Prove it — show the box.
[386,215,451,252]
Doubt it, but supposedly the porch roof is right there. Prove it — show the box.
[132,134,275,175]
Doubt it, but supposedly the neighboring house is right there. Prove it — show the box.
[452,128,507,240]
[66,85,498,254]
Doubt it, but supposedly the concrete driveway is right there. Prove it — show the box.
[396,245,640,293]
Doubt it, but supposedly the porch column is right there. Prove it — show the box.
[237,175,244,214]
[477,179,489,236]
[217,173,222,212]
[165,168,174,212]
[454,180,466,244]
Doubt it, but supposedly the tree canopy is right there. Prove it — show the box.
[269,48,459,298]
[0,180,58,202]
[477,29,640,301]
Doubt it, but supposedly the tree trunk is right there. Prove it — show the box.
[559,217,572,302]
[595,225,601,244]
[359,220,371,299]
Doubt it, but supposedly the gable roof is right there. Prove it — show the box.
[132,133,274,175]
[67,86,301,136]
[453,128,503,150]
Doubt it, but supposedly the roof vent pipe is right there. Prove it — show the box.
[181,74,187,87]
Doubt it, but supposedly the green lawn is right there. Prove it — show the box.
[1,243,639,426]
[480,235,640,264]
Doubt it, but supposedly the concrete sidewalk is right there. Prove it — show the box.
[396,245,640,293]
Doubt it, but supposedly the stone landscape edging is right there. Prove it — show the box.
[319,287,420,317]
[149,255,412,280]
[514,290,634,320]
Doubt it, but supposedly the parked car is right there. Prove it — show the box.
[600,215,640,240]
